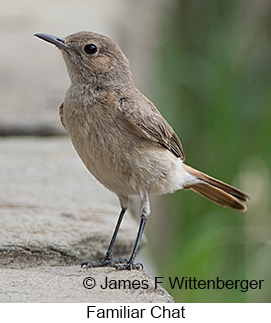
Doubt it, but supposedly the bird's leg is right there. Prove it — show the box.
[118,216,147,270]
[81,207,127,268]
[116,191,150,270]
[101,207,127,263]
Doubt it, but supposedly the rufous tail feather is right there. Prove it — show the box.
[183,164,250,211]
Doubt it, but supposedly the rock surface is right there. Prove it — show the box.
[0,266,173,303]
[0,137,135,267]
[0,137,173,302]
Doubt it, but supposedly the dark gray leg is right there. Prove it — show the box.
[81,208,127,268]
[102,207,127,262]
[124,216,147,269]
[117,191,150,270]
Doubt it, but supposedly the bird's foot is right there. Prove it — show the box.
[81,256,129,269]
[81,257,143,270]
[115,261,144,270]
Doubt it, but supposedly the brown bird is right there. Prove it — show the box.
[34,31,249,270]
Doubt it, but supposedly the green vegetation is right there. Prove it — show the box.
[150,0,271,302]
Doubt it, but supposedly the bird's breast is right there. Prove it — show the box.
[61,85,186,197]
[61,90,139,195]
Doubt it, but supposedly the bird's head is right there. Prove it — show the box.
[34,31,134,90]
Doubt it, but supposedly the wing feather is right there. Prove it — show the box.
[118,93,185,160]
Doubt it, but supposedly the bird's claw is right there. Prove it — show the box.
[81,258,143,270]
[115,261,143,270]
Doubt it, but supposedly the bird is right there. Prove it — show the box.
[34,31,250,270]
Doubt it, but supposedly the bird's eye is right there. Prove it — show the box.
[84,44,98,55]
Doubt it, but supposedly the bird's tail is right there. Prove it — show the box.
[183,164,250,211]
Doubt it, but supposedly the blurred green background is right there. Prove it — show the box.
[1,0,269,304]
[148,0,271,302]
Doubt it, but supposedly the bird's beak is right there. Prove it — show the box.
[34,33,69,50]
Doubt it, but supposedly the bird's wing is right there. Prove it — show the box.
[117,94,185,160]
[59,103,66,129]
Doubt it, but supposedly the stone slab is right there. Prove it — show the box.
[0,137,140,267]
[0,266,174,302]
